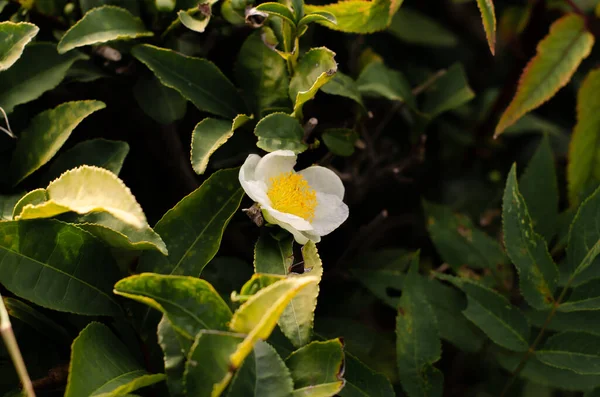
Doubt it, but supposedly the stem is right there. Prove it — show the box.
[0,294,36,397]
[499,277,574,397]
[564,0,585,16]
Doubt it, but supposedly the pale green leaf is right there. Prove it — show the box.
[11,189,46,220]
[57,6,153,54]
[42,139,129,185]
[289,47,337,116]
[286,339,345,397]
[0,43,87,113]
[16,166,148,230]
[0,220,121,316]
[254,2,296,26]
[178,8,211,33]
[396,262,443,397]
[132,44,247,119]
[0,22,38,71]
[476,0,496,55]
[227,341,294,397]
[297,12,337,30]
[9,100,106,185]
[229,276,320,368]
[137,168,244,276]
[305,0,403,33]
[133,74,187,125]
[65,322,164,397]
[495,14,594,136]
[537,332,600,375]
[502,164,558,309]
[568,69,600,205]
[254,112,308,153]
[114,273,232,339]
[191,115,251,175]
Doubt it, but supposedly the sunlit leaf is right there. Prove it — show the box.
[289,48,337,116]
[0,22,38,71]
[476,0,496,55]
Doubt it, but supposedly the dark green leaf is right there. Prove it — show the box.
[0,220,121,316]
[254,3,296,26]
[114,273,232,339]
[157,316,191,397]
[321,72,364,108]
[10,100,106,185]
[537,331,600,375]
[254,230,293,275]
[388,8,457,47]
[0,22,38,71]
[254,112,307,153]
[559,279,600,312]
[65,322,164,397]
[396,262,443,397]
[42,139,129,185]
[133,74,187,125]
[297,12,337,29]
[138,168,244,276]
[437,274,530,352]
[132,44,246,119]
[356,62,414,108]
[503,164,558,309]
[421,64,475,117]
[0,43,87,113]
[57,6,153,54]
[285,339,346,395]
[340,353,395,397]
[3,297,70,344]
[227,341,294,397]
[322,128,359,157]
[0,194,24,221]
[519,135,558,243]
[289,47,337,116]
[235,31,291,117]
[567,184,600,282]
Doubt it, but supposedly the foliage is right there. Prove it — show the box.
[2,0,600,397]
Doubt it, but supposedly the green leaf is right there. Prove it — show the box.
[285,339,346,396]
[41,139,129,185]
[235,31,291,117]
[57,6,153,54]
[356,62,414,108]
[421,63,475,117]
[11,189,46,220]
[304,0,402,33]
[423,200,507,271]
[297,12,337,30]
[133,74,187,125]
[254,230,293,275]
[476,0,496,55]
[437,274,530,352]
[502,164,558,309]
[320,72,364,108]
[3,297,70,343]
[9,100,106,185]
[138,168,244,276]
[0,219,121,316]
[0,43,87,113]
[322,128,359,157]
[227,341,295,397]
[388,8,457,47]
[567,184,600,281]
[229,276,320,368]
[0,22,38,71]
[191,115,251,175]
[289,47,337,116]
[495,14,594,136]
[132,44,246,119]
[157,316,192,397]
[178,8,211,33]
[559,279,600,312]
[396,262,443,397]
[568,69,600,205]
[537,332,600,375]
[16,166,148,229]
[114,273,232,339]
[519,135,558,243]
[183,330,244,397]
[0,194,24,221]
[254,113,308,153]
[65,322,165,397]
[339,353,395,397]
[254,3,296,26]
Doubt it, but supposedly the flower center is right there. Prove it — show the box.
[267,172,317,222]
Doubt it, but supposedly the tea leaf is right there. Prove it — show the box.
[476,0,496,55]
[254,112,308,153]
[305,0,403,33]
[289,47,337,116]
[0,22,38,71]
[537,332,600,375]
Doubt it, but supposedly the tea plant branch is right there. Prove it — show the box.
[0,293,35,397]
[0,107,16,139]
[499,276,575,397]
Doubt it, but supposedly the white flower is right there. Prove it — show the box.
[239,150,349,244]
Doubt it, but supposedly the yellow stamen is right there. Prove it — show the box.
[267,172,317,222]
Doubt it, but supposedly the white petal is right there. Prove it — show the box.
[263,210,310,244]
[239,154,270,204]
[262,205,313,231]
[299,166,345,199]
[311,192,349,236]
[255,150,297,183]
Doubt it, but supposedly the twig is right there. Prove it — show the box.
[0,293,35,397]
[0,107,16,139]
